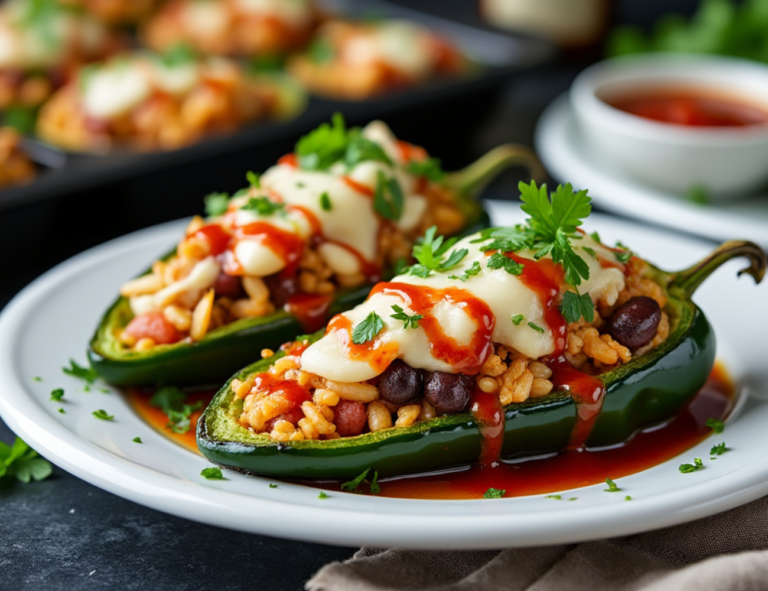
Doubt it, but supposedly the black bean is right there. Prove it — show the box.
[607,296,662,350]
[423,371,474,415]
[379,360,423,406]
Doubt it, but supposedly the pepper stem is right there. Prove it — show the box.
[446,144,546,204]
[667,241,766,300]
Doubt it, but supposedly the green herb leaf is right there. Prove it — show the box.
[341,468,371,492]
[545,494,562,500]
[156,43,197,68]
[319,191,332,211]
[449,261,482,282]
[590,231,601,244]
[269,483,278,489]
[559,291,595,324]
[486,252,525,275]
[318,491,329,499]
[132,437,142,443]
[625,495,632,501]
[241,196,285,217]
[3,106,37,134]
[390,305,423,330]
[63,359,98,384]
[32,376,42,382]
[373,171,405,221]
[50,388,64,402]
[201,467,224,480]
[582,246,597,259]
[345,133,393,169]
[471,225,532,254]
[680,458,704,473]
[352,313,385,345]
[393,257,408,276]
[528,322,545,334]
[604,477,621,492]
[92,409,113,421]
[483,487,506,499]
[0,437,53,484]
[58,408,65,414]
[308,37,335,65]
[405,226,468,277]
[204,192,230,217]
[568,497,578,501]
[614,241,633,264]
[511,314,524,326]
[710,442,728,456]
[686,185,710,206]
[406,157,444,181]
[369,471,381,495]
[150,386,203,434]
[706,418,725,433]
[296,112,348,170]
[246,170,261,188]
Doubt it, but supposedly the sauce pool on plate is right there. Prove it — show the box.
[605,87,768,128]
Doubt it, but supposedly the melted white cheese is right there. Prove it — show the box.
[342,21,435,77]
[182,1,231,37]
[233,0,312,27]
[300,233,627,382]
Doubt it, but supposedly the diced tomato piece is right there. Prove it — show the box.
[124,312,182,345]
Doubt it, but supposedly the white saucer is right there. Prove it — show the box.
[535,95,768,249]
[0,205,766,549]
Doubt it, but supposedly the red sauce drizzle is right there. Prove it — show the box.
[278,153,298,167]
[366,282,495,374]
[549,356,605,449]
[233,221,306,277]
[326,314,400,375]
[469,387,505,466]
[194,224,231,256]
[342,176,375,198]
[285,293,334,333]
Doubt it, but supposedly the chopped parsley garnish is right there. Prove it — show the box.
[0,437,53,484]
[679,458,704,473]
[296,113,348,170]
[582,246,597,259]
[511,314,524,326]
[560,291,595,324]
[345,134,393,169]
[528,322,545,334]
[32,376,42,382]
[369,471,381,495]
[92,409,114,421]
[318,491,329,499]
[308,37,335,65]
[351,312,385,345]
[710,442,728,456]
[590,231,601,244]
[471,225,530,253]
[204,192,230,217]
[449,261,481,282]
[246,170,261,188]
[132,437,142,444]
[483,488,506,499]
[390,305,423,330]
[50,389,64,401]
[373,171,405,221]
[319,191,332,211]
[406,157,444,181]
[200,467,224,480]
[604,478,621,492]
[545,494,562,500]
[269,483,278,489]
[614,241,633,263]
[686,185,710,206]
[568,497,578,501]
[63,360,98,384]
[341,468,371,492]
[404,226,468,278]
[486,252,524,275]
[706,418,725,433]
[150,386,203,434]
[625,495,632,501]
[58,408,65,414]
[240,196,285,217]
[156,43,197,68]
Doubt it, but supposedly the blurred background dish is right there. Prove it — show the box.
[571,54,768,198]
[59,0,160,26]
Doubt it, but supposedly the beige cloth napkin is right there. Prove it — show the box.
[307,497,768,591]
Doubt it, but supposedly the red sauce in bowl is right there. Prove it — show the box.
[606,88,768,128]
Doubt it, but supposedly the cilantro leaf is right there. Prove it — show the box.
[511,314,524,326]
[318,491,329,499]
[241,196,285,217]
[246,170,261,188]
[406,157,444,181]
[614,241,633,264]
[296,112,348,170]
[486,253,524,275]
[204,192,230,217]
[373,171,404,221]
[560,291,595,324]
[679,458,704,473]
[319,191,332,211]
[405,226,467,277]
[92,409,113,421]
[471,225,533,253]
[351,312,385,345]
[710,442,728,456]
[345,133,393,169]
[63,359,98,384]
[390,305,423,329]
[0,437,52,484]
[50,388,64,401]
[528,322,545,334]
[449,261,481,282]
[604,477,621,492]
[341,468,371,492]
[706,418,725,433]
[201,467,225,480]
[483,487,506,499]
[150,386,203,434]
[132,437,142,443]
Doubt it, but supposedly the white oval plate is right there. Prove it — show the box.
[535,94,768,249]
[0,201,766,550]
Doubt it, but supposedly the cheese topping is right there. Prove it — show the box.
[342,21,437,77]
[233,0,313,27]
[301,233,627,382]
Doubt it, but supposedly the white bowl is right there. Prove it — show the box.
[570,54,768,200]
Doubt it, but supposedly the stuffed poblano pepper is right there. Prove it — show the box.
[197,181,766,480]
[89,114,541,386]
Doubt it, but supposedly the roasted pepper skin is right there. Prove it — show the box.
[196,242,764,480]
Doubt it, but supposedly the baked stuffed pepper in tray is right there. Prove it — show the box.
[197,181,766,480]
[89,115,539,386]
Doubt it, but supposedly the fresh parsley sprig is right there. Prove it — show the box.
[486,253,524,275]
[241,196,285,217]
[351,312,385,345]
[679,458,704,473]
[0,437,52,484]
[404,226,468,278]
[63,359,98,384]
[449,261,481,282]
[373,171,404,221]
[406,157,444,181]
[483,487,506,499]
[560,291,595,325]
[150,386,203,434]
[204,192,230,217]
[390,305,423,329]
